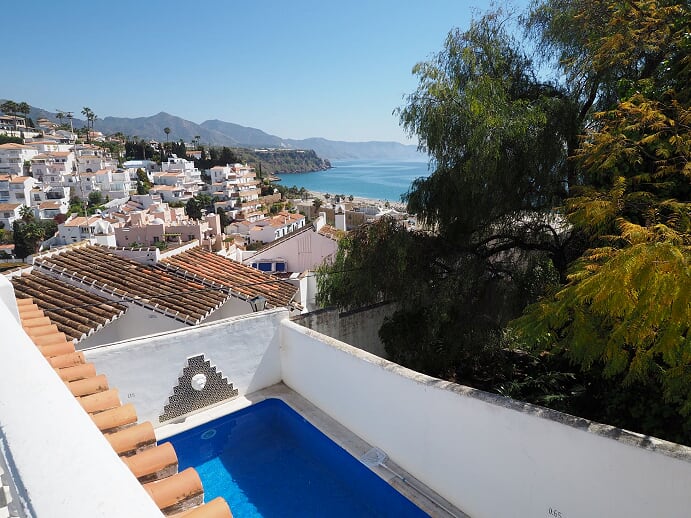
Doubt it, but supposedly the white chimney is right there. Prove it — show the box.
[335,212,346,231]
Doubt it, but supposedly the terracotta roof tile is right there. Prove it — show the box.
[159,247,300,309]
[33,245,229,324]
[13,271,127,342]
[143,468,204,515]
[16,297,232,517]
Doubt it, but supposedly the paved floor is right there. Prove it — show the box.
[156,382,469,517]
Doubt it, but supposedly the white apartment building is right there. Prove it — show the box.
[56,214,117,246]
[0,143,38,176]
[75,169,133,200]
[162,154,202,185]
[0,175,34,204]
[0,202,23,228]
[77,154,118,174]
[27,140,73,153]
[30,184,70,220]
[31,151,76,184]
[245,211,306,244]
[209,163,262,219]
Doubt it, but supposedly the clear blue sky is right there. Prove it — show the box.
[5,0,529,143]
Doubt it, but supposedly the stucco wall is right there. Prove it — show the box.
[85,309,287,424]
[292,302,395,358]
[279,320,691,518]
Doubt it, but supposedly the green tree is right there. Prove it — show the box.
[81,107,97,143]
[88,190,104,207]
[0,101,22,132]
[512,0,691,422]
[318,9,579,381]
[185,193,213,220]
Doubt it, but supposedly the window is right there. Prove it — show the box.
[258,263,272,272]
[275,262,286,272]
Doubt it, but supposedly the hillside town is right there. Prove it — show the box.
[0,109,413,317]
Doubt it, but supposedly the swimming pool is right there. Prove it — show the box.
[163,398,427,517]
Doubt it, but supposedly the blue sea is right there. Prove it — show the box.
[276,159,432,202]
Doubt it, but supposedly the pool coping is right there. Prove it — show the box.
[156,382,468,518]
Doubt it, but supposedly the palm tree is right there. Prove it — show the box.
[81,107,96,143]
[194,135,201,149]
[19,205,34,222]
[164,127,171,146]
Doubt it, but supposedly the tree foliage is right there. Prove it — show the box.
[317,0,691,441]
[512,0,691,421]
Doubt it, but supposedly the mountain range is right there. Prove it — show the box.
[26,105,424,161]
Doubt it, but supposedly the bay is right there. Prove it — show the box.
[276,159,431,202]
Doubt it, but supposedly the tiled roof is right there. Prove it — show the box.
[39,201,62,209]
[10,176,32,183]
[159,247,299,309]
[34,245,229,324]
[0,203,21,211]
[12,271,127,343]
[318,224,344,240]
[0,143,35,149]
[16,297,232,517]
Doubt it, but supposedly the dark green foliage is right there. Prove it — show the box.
[185,193,213,220]
[0,135,22,145]
[317,1,691,443]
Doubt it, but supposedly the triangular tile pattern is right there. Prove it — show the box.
[160,355,238,422]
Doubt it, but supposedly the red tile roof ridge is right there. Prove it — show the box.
[15,296,232,517]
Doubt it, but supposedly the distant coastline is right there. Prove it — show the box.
[276,159,430,202]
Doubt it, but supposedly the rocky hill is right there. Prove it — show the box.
[26,106,424,161]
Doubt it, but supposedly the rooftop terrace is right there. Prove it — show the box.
[1,274,691,516]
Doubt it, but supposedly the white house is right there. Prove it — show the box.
[247,211,306,244]
[0,143,38,176]
[31,151,75,184]
[56,215,117,246]
[208,163,262,219]
[0,175,36,205]
[244,214,340,274]
[0,202,23,228]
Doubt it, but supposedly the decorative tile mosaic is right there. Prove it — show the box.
[159,354,238,422]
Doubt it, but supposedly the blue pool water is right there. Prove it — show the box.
[163,399,427,517]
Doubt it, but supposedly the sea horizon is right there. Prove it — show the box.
[276,159,432,202]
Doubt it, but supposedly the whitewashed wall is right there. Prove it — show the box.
[0,276,162,518]
[280,320,691,518]
[85,309,287,424]
[243,226,337,273]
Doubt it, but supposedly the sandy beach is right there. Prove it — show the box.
[306,190,407,212]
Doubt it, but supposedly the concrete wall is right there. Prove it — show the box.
[279,320,691,518]
[292,302,395,357]
[0,276,162,518]
[85,309,287,424]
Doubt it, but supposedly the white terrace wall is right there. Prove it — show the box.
[0,276,162,518]
[280,320,691,518]
[84,309,287,424]
[292,302,396,358]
